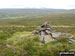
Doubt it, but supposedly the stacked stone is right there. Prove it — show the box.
[34,22,75,44]
[34,22,54,43]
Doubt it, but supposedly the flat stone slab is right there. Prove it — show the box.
[52,32,73,39]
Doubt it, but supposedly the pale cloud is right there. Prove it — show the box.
[0,0,75,9]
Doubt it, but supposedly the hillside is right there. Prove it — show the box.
[0,13,75,26]
[0,31,75,56]
[0,9,75,19]
[0,9,75,56]
[0,9,58,19]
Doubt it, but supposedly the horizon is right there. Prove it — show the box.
[0,0,75,9]
[0,8,74,10]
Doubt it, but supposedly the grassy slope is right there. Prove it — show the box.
[0,9,75,56]
[0,9,59,19]
[0,31,75,56]
[0,9,75,26]
[0,13,75,26]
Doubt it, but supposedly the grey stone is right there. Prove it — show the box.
[33,22,74,44]
[69,39,75,43]
[39,31,46,41]
[44,35,54,43]
[52,32,62,39]
[52,32,73,39]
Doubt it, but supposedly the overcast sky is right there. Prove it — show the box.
[0,0,75,9]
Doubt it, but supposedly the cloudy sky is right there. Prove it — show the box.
[0,0,75,9]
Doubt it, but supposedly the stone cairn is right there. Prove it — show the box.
[33,22,75,43]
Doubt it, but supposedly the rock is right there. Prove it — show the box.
[33,30,39,35]
[44,35,54,43]
[52,32,73,39]
[52,32,62,39]
[69,39,75,43]
[33,22,74,44]
[39,31,46,41]
[59,33,73,39]
[45,30,52,34]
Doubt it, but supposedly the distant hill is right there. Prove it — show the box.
[0,8,75,26]
[0,8,75,19]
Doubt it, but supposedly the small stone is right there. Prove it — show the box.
[69,39,75,43]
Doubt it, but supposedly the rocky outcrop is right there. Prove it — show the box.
[34,22,74,43]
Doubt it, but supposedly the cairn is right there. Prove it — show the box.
[34,22,75,43]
